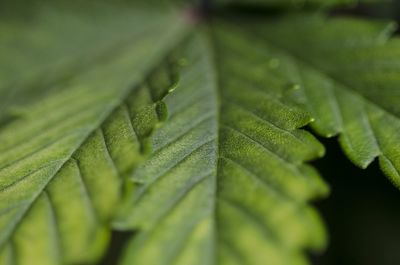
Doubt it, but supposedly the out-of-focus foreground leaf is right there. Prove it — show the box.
[0,1,179,122]
[0,2,188,264]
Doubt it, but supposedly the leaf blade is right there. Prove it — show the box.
[118,27,328,265]
[243,14,400,186]
[0,3,189,264]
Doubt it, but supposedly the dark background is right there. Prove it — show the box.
[311,138,400,265]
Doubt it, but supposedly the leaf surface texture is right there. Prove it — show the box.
[0,2,400,265]
[117,29,328,265]
[238,15,400,186]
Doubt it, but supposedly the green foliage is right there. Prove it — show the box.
[0,3,187,264]
[116,30,328,265]
[0,1,399,265]
[239,15,400,186]
[0,1,178,122]
[214,0,380,8]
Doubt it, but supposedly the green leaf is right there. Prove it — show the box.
[0,1,176,123]
[214,0,379,8]
[116,27,328,265]
[2,1,400,265]
[235,15,400,187]
[0,3,188,264]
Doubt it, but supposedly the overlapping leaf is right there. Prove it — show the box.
[0,1,176,122]
[0,3,188,264]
